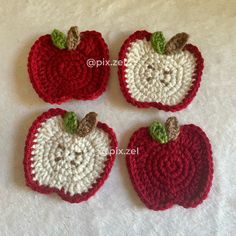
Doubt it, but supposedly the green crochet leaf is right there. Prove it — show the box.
[63,112,78,134]
[51,29,67,49]
[151,32,166,54]
[149,121,168,144]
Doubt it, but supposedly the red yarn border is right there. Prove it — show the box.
[24,108,118,203]
[126,124,213,211]
[118,30,204,112]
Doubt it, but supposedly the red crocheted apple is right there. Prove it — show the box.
[118,31,204,111]
[126,117,213,210]
[24,108,117,203]
[28,26,109,104]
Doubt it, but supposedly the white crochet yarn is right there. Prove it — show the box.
[30,116,110,196]
[125,39,196,105]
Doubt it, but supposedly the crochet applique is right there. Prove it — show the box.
[126,117,213,211]
[24,108,117,203]
[118,30,204,111]
[28,26,109,104]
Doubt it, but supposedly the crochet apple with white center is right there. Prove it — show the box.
[118,31,204,111]
[24,109,117,203]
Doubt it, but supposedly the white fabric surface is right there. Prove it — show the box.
[0,0,235,235]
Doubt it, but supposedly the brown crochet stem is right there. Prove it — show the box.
[165,32,189,54]
[165,117,180,141]
[77,112,98,137]
[66,26,80,50]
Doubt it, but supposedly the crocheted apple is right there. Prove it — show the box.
[24,108,117,203]
[126,117,213,210]
[118,31,204,111]
[28,26,109,104]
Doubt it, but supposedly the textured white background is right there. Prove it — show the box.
[0,0,236,235]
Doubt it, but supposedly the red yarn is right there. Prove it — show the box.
[126,124,213,210]
[118,30,204,112]
[24,108,118,203]
[28,31,110,104]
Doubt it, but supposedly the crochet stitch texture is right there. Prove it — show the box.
[126,123,213,210]
[28,31,109,104]
[118,30,204,111]
[24,108,117,203]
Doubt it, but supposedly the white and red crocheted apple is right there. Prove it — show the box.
[126,117,213,210]
[118,31,204,111]
[24,109,117,203]
[28,26,109,104]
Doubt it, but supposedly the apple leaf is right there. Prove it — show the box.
[151,32,166,54]
[149,121,168,144]
[63,112,78,134]
[51,29,67,49]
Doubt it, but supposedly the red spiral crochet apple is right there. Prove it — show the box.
[126,117,213,210]
[28,26,109,104]
[24,108,117,203]
[118,30,204,111]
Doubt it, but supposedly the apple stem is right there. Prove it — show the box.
[165,117,180,141]
[77,112,98,137]
[164,33,189,54]
[66,26,80,50]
